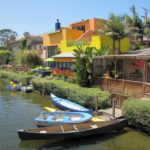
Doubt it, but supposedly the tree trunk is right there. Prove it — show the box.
[113,40,115,54]
[118,39,121,54]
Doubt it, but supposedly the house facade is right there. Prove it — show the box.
[9,35,45,60]
[43,18,130,68]
[93,48,150,108]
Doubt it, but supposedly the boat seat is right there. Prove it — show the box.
[47,116,54,120]
[63,116,70,122]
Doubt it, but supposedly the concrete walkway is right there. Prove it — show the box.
[95,108,123,120]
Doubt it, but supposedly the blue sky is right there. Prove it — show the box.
[0,0,149,37]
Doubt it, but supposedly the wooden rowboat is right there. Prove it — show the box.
[35,111,92,127]
[50,94,93,114]
[17,118,128,141]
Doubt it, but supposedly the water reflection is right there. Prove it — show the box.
[0,79,149,150]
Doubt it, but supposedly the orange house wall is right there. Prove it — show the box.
[54,58,75,62]
[69,18,107,32]
[62,29,84,40]
[69,20,90,32]
[89,18,107,30]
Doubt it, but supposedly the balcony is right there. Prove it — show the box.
[99,77,150,98]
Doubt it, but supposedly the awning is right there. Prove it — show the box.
[44,58,54,62]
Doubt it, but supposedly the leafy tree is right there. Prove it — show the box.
[125,5,144,44]
[0,50,11,64]
[73,46,109,87]
[23,32,30,39]
[21,39,27,49]
[100,13,126,54]
[16,49,42,68]
[94,46,109,56]
[142,12,150,46]
[21,32,31,49]
[0,29,17,49]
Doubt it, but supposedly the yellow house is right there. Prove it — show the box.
[60,35,130,54]
[43,18,130,68]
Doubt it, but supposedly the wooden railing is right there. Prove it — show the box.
[100,77,150,98]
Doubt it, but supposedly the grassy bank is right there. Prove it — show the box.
[122,98,150,134]
[0,69,33,84]
[32,77,110,109]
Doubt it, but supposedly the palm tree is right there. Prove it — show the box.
[73,45,109,87]
[142,11,150,46]
[100,13,127,54]
[125,5,144,45]
[73,46,95,87]
[94,46,109,56]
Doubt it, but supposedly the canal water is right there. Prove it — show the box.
[0,79,149,150]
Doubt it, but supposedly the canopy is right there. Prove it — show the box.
[44,58,54,62]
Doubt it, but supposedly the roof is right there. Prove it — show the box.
[94,48,150,60]
[52,52,75,58]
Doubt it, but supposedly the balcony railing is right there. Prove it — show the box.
[67,38,91,47]
[99,77,150,98]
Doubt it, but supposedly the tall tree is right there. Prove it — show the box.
[0,29,17,49]
[125,5,144,44]
[23,32,30,39]
[100,13,126,54]
[0,50,10,64]
[142,11,150,46]
[73,46,109,87]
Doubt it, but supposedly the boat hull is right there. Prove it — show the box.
[21,86,33,93]
[50,94,93,114]
[18,118,128,140]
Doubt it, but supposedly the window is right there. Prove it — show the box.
[48,46,58,57]
[73,25,85,32]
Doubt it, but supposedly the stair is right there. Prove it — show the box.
[76,30,97,43]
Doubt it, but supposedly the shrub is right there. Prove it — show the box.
[15,49,42,68]
[122,98,150,134]
[0,50,11,64]
[0,70,33,85]
[32,78,110,109]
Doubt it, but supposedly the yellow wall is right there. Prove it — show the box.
[60,35,130,54]
[116,38,130,53]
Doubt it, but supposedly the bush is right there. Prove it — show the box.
[0,50,11,64]
[15,49,42,68]
[0,70,33,85]
[32,78,110,109]
[122,98,150,134]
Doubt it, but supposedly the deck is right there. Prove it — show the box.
[98,77,150,108]
[100,77,150,97]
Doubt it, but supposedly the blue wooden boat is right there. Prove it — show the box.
[50,94,93,114]
[35,111,92,127]
[6,85,20,92]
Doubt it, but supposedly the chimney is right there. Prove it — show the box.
[55,19,61,31]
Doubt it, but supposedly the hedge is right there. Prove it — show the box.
[32,77,110,109]
[122,98,150,134]
[0,70,33,84]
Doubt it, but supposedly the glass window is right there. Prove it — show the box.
[63,62,67,68]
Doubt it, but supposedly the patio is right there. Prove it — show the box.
[93,48,150,107]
